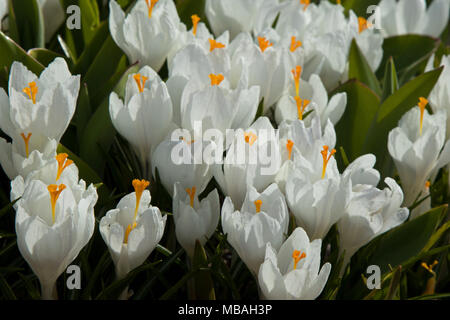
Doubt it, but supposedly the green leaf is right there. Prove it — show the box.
[381,57,399,102]
[0,30,45,85]
[362,67,444,173]
[376,35,440,83]
[28,48,66,67]
[334,79,380,162]
[192,240,216,300]
[348,39,382,97]
[342,0,381,16]
[73,83,92,145]
[79,0,100,45]
[8,0,45,50]
[0,275,17,300]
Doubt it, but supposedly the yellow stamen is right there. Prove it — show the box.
[292,66,302,97]
[358,17,371,33]
[209,38,226,52]
[295,96,310,120]
[254,200,262,213]
[185,187,196,208]
[320,145,336,179]
[145,0,158,18]
[209,73,224,86]
[300,0,310,10]
[20,132,32,157]
[421,260,438,275]
[133,73,148,93]
[244,132,258,146]
[418,97,428,136]
[132,179,150,220]
[55,153,74,181]
[47,184,66,224]
[425,181,431,189]
[124,221,137,244]
[292,250,306,270]
[337,0,341,4]
[258,37,273,53]
[191,14,200,36]
[286,140,294,160]
[290,36,302,52]
[23,82,38,104]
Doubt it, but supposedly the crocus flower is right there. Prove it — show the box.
[172,182,220,258]
[205,0,281,39]
[214,117,282,208]
[109,0,183,71]
[388,101,450,207]
[13,167,98,299]
[221,183,289,276]
[258,227,331,300]
[0,58,80,179]
[151,138,213,197]
[338,178,409,268]
[109,66,174,177]
[378,0,449,38]
[99,179,166,281]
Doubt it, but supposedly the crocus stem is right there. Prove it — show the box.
[41,282,58,300]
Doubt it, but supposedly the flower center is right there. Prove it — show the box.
[209,73,224,86]
[185,187,196,207]
[55,153,74,181]
[290,36,302,52]
[358,17,371,33]
[292,66,302,97]
[254,200,262,213]
[320,145,336,179]
[244,132,258,146]
[191,14,200,36]
[425,180,431,190]
[124,179,150,244]
[292,250,306,270]
[258,37,272,53]
[300,0,310,10]
[47,184,66,224]
[286,140,294,160]
[418,97,428,136]
[295,96,310,120]
[421,260,438,276]
[133,73,148,93]
[145,0,158,18]
[20,132,32,157]
[209,38,226,52]
[23,82,38,104]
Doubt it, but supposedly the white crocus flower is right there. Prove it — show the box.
[152,138,213,197]
[378,0,449,38]
[222,183,289,276]
[172,182,220,258]
[99,179,166,281]
[214,117,282,208]
[275,71,347,127]
[13,170,98,299]
[109,66,174,178]
[205,0,281,39]
[338,178,409,269]
[0,1,7,29]
[109,0,182,71]
[388,100,450,207]
[229,32,290,113]
[258,227,331,300]
[0,58,79,174]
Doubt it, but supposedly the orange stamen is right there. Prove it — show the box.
[20,132,32,157]
[185,187,196,208]
[23,82,38,104]
[209,73,224,86]
[191,14,200,36]
[145,0,158,18]
[292,250,307,269]
[133,74,148,93]
[300,0,310,10]
[244,132,258,146]
[292,66,302,97]
[320,145,336,179]
[290,36,302,52]
[295,96,310,120]
[258,37,273,53]
[254,200,262,213]
[47,184,66,224]
[421,260,438,275]
[358,17,371,33]
[209,38,226,52]
[55,153,73,181]
[286,140,294,160]
[418,97,428,136]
